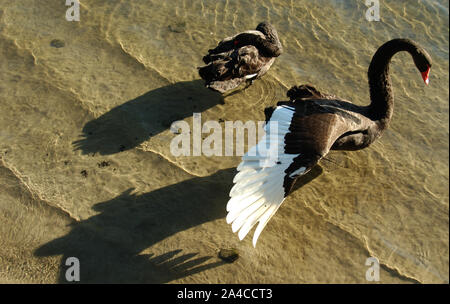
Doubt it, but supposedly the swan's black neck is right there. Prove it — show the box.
[367,39,420,128]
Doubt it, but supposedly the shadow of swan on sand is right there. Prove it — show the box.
[73,80,224,155]
[34,168,233,283]
[34,165,323,283]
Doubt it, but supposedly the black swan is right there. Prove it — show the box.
[227,38,432,246]
[198,22,282,93]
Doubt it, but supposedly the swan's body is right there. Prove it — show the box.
[198,22,282,93]
[227,39,432,246]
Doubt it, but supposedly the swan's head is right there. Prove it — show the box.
[256,22,281,46]
[412,47,432,85]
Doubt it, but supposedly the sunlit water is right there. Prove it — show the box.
[0,0,448,283]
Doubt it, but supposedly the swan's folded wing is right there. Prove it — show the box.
[235,45,273,78]
[227,105,323,247]
[286,84,337,101]
[206,30,265,60]
[200,45,271,92]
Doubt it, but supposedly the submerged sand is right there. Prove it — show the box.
[0,0,448,283]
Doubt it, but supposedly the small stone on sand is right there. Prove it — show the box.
[50,39,65,48]
[168,21,186,33]
[218,248,239,263]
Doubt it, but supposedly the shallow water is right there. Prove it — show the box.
[0,0,448,283]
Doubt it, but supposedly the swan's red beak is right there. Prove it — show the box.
[421,66,430,85]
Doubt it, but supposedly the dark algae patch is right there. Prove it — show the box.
[218,248,239,263]
[97,161,110,168]
[50,39,65,48]
[168,21,186,33]
[80,170,88,178]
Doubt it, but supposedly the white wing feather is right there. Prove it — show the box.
[226,105,303,247]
